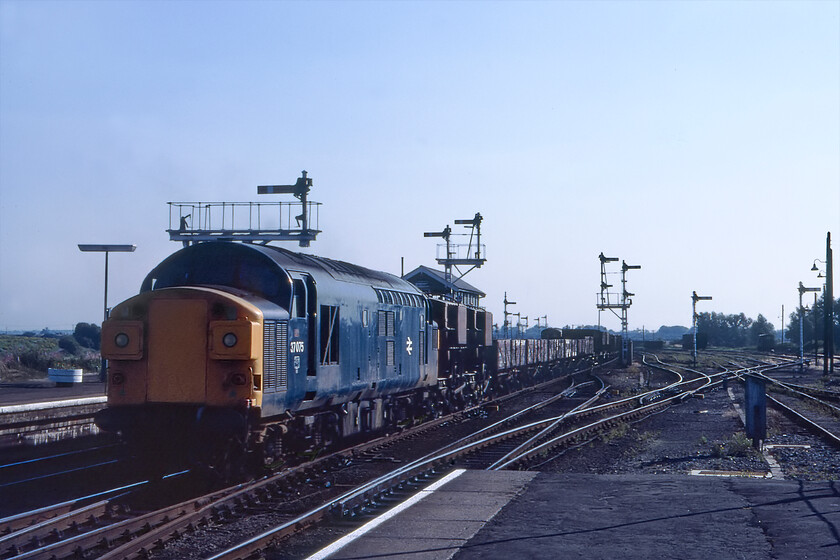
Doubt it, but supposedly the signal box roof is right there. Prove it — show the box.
[404,265,485,300]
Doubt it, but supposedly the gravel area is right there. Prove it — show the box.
[539,363,840,481]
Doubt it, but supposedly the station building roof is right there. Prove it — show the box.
[403,265,485,304]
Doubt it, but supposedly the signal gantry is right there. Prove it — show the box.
[167,170,322,247]
[597,253,641,365]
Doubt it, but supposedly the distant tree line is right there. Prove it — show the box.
[784,295,840,351]
[695,312,775,348]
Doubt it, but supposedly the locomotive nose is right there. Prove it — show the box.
[146,298,209,403]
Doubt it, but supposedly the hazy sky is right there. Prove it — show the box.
[1,0,838,333]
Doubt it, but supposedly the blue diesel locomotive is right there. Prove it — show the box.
[96,241,592,474]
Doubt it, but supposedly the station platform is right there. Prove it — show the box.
[0,377,105,407]
[309,469,840,560]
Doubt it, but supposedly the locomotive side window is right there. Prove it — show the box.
[320,305,340,364]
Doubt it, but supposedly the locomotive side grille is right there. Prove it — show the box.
[386,311,395,336]
[263,320,288,391]
[378,310,387,336]
[386,340,395,366]
[277,322,288,387]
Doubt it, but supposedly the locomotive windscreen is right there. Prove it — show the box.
[141,243,292,309]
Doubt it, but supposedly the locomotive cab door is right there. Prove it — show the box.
[289,273,317,381]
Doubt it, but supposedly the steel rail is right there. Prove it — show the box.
[6,480,239,560]
[0,499,114,555]
[761,376,840,416]
[487,384,608,470]
[488,357,727,472]
[490,355,732,471]
[765,394,840,448]
[0,477,153,536]
[726,360,840,448]
[418,375,586,461]
[495,397,678,469]
[0,443,119,472]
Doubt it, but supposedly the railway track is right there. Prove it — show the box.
[10,354,810,560]
[0,363,596,559]
[193,358,738,559]
[725,359,840,449]
[0,471,233,560]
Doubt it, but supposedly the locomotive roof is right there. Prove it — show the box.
[146,242,420,294]
[260,244,418,292]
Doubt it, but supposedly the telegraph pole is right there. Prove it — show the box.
[826,233,834,377]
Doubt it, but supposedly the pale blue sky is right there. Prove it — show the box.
[1,0,838,332]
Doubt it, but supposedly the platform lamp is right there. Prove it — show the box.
[78,244,136,381]
[798,282,821,371]
[691,291,712,366]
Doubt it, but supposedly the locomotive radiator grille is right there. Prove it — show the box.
[263,320,288,391]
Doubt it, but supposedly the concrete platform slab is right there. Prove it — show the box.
[456,473,839,560]
[311,470,840,560]
[312,470,536,560]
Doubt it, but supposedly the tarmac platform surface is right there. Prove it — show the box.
[312,469,840,560]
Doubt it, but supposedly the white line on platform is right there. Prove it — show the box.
[305,469,467,560]
[0,396,106,415]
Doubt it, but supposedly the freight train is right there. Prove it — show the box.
[95,241,605,477]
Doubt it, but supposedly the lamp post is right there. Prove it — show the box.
[814,291,819,367]
[798,282,821,371]
[812,231,834,377]
[830,233,835,377]
[812,259,826,370]
[692,291,712,366]
[79,244,136,381]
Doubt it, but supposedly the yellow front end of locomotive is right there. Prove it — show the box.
[102,288,264,409]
